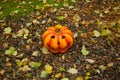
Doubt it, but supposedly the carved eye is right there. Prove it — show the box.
[62,36,65,39]
[51,35,55,39]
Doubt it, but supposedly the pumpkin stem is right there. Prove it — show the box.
[55,24,62,33]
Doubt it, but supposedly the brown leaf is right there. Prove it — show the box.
[25,45,31,50]
[81,33,88,38]
[0,70,5,75]
[3,42,8,48]
[2,0,8,3]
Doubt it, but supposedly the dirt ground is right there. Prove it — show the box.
[0,0,120,80]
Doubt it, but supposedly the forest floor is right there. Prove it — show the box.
[0,0,120,80]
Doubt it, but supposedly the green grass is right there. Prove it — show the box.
[0,0,75,19]
[0,0,43,19]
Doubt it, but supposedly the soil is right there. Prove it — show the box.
[0,0,120,80]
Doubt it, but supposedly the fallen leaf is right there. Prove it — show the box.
[85,59,95,64]
[3,42,8,48]
[104,9,109,14]
[85,72,92,80]
[21,58,29,65]
[40,70,48,78]
[81,33,87,38]
[93,30,101,37]
[26,73,32,77]
[4,27,12,34]
[99,65,106,70]
[13,10,19,14]
[5,50,11,55]
[16,60,23,67]
[71,0,76,2]
[6,62,12,66]
[57,16,64,20]
[94,9,100,14]
[23,28,29,39]
[29,61,41,68]
[42,46,50,54]
[81,45,90,56]
[32,51,39,56]
[32,19,40,24]
[17,29,24,37]
[55,73,62,78]
[85,64,91,69]
[63,2,69,7]
[99,13,104,17]
[44,64,53,74]
[41,20,46,24]
[26,22,32,27]
[2,0,8,3]
[5,47,17,56]
[0,69,5,75]
[25,45,30,50]
[61,78,69,80]
[43,0,47,4]
[76,76,84,80]
[85,0,90,2]
[19,65,31,72]
[101,29,111,36]
[107,62,114,67]
[74,33,78,38]
[67,68,78,74]
[73,14,80,21]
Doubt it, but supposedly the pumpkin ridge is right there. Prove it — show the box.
[64,37,70,48]
[61,27,68,31]
[57,34,61,49]
[47,38,52,49]
[49,35,59,49]
[57,35,67,49]
[43,32,53,41]
[64,34,73,48]
[62,31,73,38]
[47,27,55,31]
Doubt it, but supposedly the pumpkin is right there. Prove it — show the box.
[42,24,73,53]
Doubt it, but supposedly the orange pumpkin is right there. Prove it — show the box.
[42,24,73,53]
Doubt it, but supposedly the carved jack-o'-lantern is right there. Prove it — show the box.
[42,24,73,53]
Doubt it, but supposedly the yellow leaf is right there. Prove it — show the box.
[76,76,84,80]
[55,73,62,78]
[44,64,53,74]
